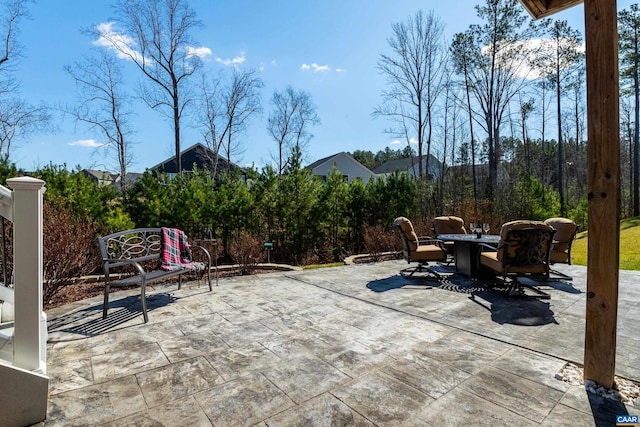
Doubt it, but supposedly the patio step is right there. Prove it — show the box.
[0,323,13,364]
[0,359,48,427]
[0,284,15,322]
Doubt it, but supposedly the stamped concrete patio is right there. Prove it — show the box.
[42,261,639,426]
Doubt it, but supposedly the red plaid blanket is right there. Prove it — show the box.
[160,227,205,271]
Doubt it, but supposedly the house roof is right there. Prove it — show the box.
[372,154,440,175]
[518,0,582,19]
[150,143,244,174]
[82,169,113,182]
[306,152,348,170]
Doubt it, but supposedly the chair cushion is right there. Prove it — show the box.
[394,216,419,251]
[497,220,552,262]
[412,244,446,262]
[433,216,467,234]
[479,251,502,272]
[544,217,577,253]
[549,250,568,264]
[480,251,548,275]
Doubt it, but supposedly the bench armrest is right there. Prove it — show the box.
[190,245,212,266]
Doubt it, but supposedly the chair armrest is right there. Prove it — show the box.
[477,242,501,252]
[417,236,445,250]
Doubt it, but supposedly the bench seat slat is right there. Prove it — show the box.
[109,267,193,287]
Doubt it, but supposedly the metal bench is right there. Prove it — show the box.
[98,228,212,323]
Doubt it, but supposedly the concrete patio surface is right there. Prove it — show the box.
[41,261,639,426]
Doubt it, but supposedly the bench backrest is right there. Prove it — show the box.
[99,228,163,269]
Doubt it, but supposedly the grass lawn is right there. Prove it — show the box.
[570,217,640,270]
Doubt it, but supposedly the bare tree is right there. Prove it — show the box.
[374,9,447,182]
[196,72,224,178]
[0,0,30,71]
[0,99,49,162]
[64,49,134,193]
[220,69,263,169]
[267,86,319,176]
[451,0,533,199]
[196,68,263,177]
[96,0,203,173]
[451,32,479,205]
[0,0,50,162]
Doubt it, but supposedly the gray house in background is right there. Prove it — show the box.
[150,143,245,178]
[82,169,116,186]
[82,169,144,190]
[372,154,442,179]
[307,152,376,184]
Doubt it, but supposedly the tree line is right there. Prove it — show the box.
[0,145,567,278]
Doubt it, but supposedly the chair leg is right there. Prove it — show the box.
[506,278,551,299]
[549,268,573,281]
[400,263,442,281]
[486,276,551,299]
[140,281,149,323]
[102,284,110,319]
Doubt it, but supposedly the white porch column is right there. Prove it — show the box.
[7,177,46,373]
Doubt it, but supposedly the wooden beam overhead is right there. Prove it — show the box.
[518,0,584,19]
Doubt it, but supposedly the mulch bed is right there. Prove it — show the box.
[44,255,401,311]
[43,267,285,311]
[351,252,402,263]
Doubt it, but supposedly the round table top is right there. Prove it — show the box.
[436,233,500,244]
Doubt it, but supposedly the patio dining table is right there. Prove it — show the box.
[437,233,500,278]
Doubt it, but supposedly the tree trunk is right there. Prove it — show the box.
[634,32,639,216]
[464,66,478,206]
[173,89,182,174]
[557,51,565,216]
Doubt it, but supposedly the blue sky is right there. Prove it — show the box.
[10,0,635,173]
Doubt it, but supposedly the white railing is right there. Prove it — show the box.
[0,177,46,375]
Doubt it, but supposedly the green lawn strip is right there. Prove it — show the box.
[571,217,640,270]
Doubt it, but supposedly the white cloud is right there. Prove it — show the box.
[186,46,212,58]
[93,22,140,61]
[301,63,331,72]
[215,52,246,67]
[390,138,418,145]
[335,68,344,73]
[486,38,585,80]
[69,139,105,148]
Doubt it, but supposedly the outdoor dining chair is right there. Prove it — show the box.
[393,216,447,280]
[478,220,556,298]
[432,215,467,263]
[544,217,579,280]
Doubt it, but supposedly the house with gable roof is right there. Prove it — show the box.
[150,143,245,178]
[307,152,375,184]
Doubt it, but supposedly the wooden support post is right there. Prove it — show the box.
[583,0,620,389]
